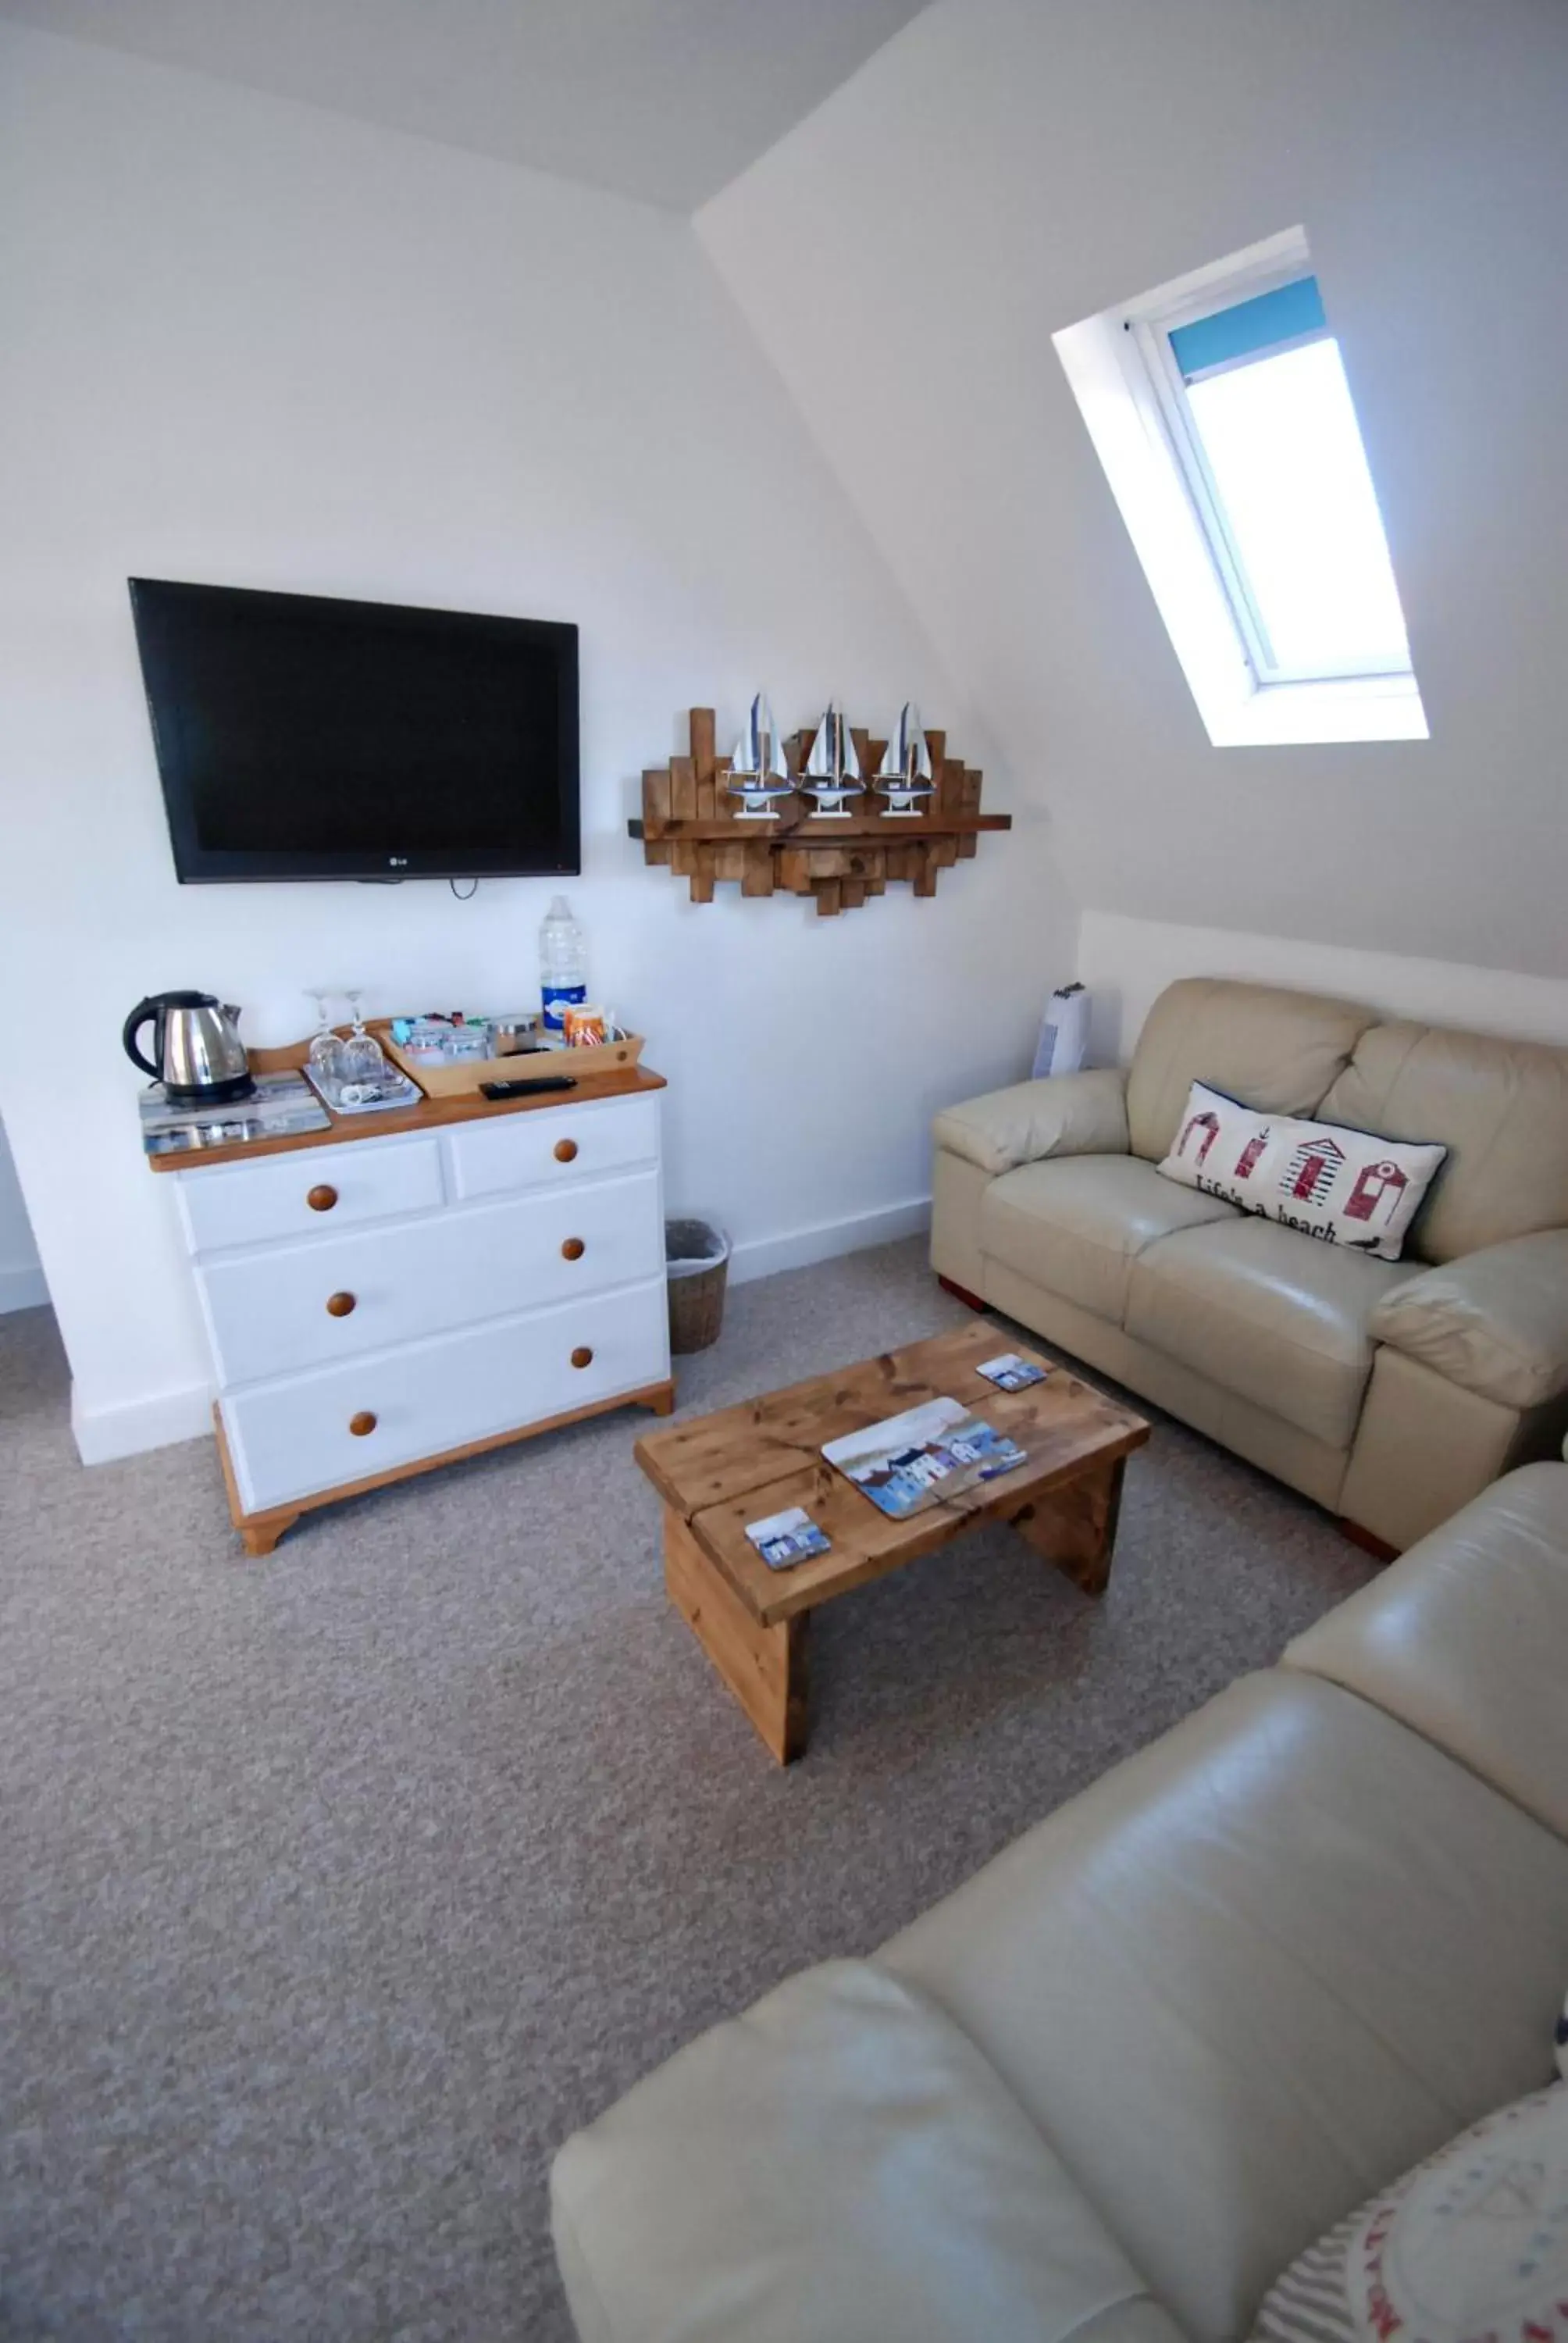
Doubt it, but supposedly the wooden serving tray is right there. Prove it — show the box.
[381,1028,646,1096]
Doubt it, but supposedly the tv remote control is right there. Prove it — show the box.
[479,1074,578,1099]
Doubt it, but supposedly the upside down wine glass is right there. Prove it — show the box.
[340,989,388,1087]
[305,990,347,1087]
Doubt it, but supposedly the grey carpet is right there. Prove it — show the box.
[0,1239,1374,2341]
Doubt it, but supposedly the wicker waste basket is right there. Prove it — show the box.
[665,1218,731,1354]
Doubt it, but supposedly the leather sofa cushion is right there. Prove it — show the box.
[881,1672,1568,2343]
[1124,979,1374,1164]
[1285,1459,1568,1840]
[1367,1230,1568,1410]
[551,1958,1185,2343]
[1319,1019,1568,1264]
[1124,1218,1420,1449]
[981,1155,1238,1325]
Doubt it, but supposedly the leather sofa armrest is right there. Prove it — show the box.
[551,1958,1178,2343]
[1368,1229,1568,1411]
[933,1068,1130,1178]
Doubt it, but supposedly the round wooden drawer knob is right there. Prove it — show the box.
[570,1346,593,1370]
[307,1183,339,1213]
[326,1291,357,1318]
[561,1237,586,1261]
[348,1410,377,1437]
[554,1138,579,1163]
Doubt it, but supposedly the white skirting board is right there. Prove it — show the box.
[71,1378,216,1467]
[726,1196,931,1286]
[0,1264,48,1314]
[69,1196,935,1463]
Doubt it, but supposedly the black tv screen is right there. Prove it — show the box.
[129,579,579,882]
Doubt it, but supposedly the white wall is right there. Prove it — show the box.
[0,23,1073,1461]
[1078,911,1568,1069]
[0,1118,46,1315]
[698,0,1568,979]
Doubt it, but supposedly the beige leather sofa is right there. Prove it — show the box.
[932,977,1568,1550]
[551,1457,1568,2342]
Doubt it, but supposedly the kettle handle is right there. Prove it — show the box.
[122,997,163,1080]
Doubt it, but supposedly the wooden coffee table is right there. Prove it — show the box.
[635,1321,1149,1763]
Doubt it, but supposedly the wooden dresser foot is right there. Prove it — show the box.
[239,1514,299,1558]
[642,1380,677,1418]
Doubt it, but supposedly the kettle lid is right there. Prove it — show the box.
[157,990,217,1008]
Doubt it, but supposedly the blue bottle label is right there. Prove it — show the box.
[541,982,586,1030]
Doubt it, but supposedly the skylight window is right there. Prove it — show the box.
[1054,230,1427,747]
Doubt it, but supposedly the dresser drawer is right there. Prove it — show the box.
[197,1171,665,1385]
[220,1277,670,1511]
[178,1136,444,1254]
[445,1092,659,1201]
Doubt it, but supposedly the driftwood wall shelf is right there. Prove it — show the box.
[629,707,1011,916]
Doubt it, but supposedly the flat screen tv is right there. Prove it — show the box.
[128,579,579,882]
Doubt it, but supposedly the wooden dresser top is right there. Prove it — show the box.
[146,1042,665,1175]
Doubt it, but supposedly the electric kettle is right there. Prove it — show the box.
[123,992,252,1104]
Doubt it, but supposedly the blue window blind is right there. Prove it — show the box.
[1167,276,1327,382]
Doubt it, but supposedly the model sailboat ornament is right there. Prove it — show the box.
[633,704,1009,909]
[875,702,935,816]
[800,702,864,817]
[725,692,795,819]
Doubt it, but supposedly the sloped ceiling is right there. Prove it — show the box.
[698,0,1568,979]
[0,0,930,211]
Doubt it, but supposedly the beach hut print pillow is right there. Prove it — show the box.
[1156,1080,1446,1261]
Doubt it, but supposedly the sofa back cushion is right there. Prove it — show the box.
[1126,979,1375,1164]
[1319,1021,1568,1262]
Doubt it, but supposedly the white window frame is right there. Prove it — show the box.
[1054,227,1427,747]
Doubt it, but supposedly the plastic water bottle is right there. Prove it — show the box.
[539,895,587,1031]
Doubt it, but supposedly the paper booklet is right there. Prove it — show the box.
[822,1396,1026,1522]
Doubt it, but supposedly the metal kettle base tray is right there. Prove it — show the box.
[138,1072,332,1158]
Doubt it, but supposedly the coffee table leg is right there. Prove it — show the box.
[663,1510,811,1763]
[1008,1456,1127,1597]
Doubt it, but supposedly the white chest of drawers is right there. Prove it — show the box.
[162,1077,674,1553]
